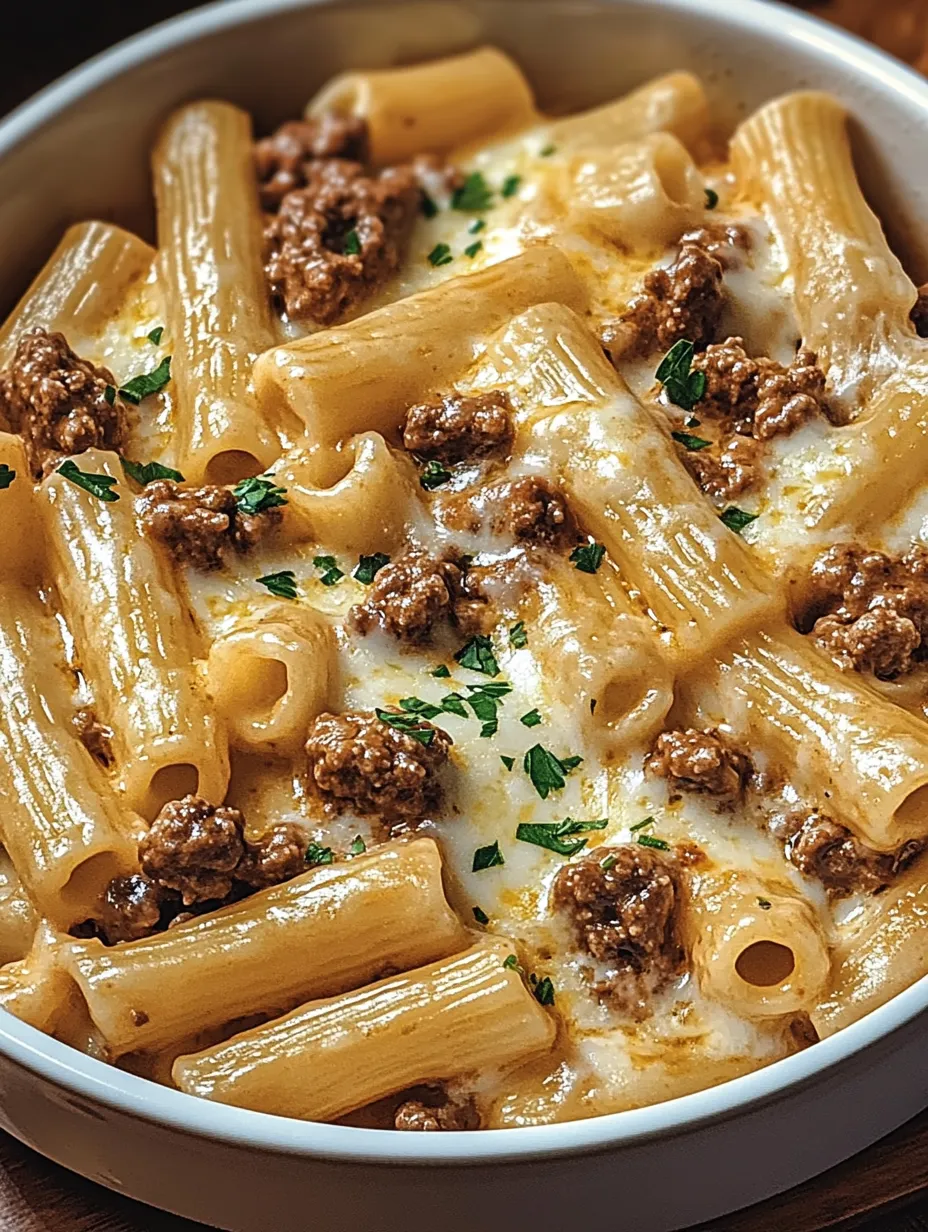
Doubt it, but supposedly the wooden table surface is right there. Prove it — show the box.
[3,1,928,1229]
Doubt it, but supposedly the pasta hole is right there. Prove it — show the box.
[227,656,289,722]
[735,941,795,988]
[893,783,928,831]
[205,451,264,486]
[61,854,126,919]
[143,764,199,820]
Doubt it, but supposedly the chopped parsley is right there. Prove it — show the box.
[57,459,120,502]
[463,679,512,736]
[570,541,606,574]
[472,840,505,871]
[419,459,452,489]
[305,842,335,867]
[353,552,390,584]
[147,325,164,345]
[520,708,542,728]
[451,171,494,212]
[686,415,701,427]
[500,754,515,771]
[120,457,184,486]
[502,953,523,972]
[523,743,583,799]
[313,554,344,586]
[343,228,362,256]
[637,833,671,851]
[672,430,712,452]
[531,974,556,1006]
[472,905,489,925]
[655,340,706,411]
[464,240,483,259]
[540,143,557,157]
[399,697,443,720]
[501,174,521,198]
[104,385,116,405]
[720,506,759,534]
[420,192,438,218]
[233,475,288,514]
[516,817,608,857]
[454,634,499,676]
[705,187,719,210]
[758,897,772,910]
[118,355,172,404]
[0,464,16,489]
[468,218,486,234]
[509,620,528,648]
[375,708,437,746]
[431,664,451,678]
[438,692,468,718]
[630,816,656,833]
[428,242,453,267]
[600,852,618,871]
[349,836,367,856]
[257,570,297,599]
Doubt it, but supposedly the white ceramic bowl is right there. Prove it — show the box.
[2,3,928,1229]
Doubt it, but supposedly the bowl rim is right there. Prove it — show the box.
[3,0,928,1166]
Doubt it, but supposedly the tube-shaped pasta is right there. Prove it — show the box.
[0,924,78,1034]
[0,221,154,366]
[559,133,705,253]
[308,48,536,164]
[0,432,42,581]
[276,432,421,555]
[62,838,469,1058]
[687,867,830,1019]
[172,939,556,1120]
[0,849,37,967]
[206,603,336,754]
[549,72,709,155]
[40,449,229,819]
[253,247,586,449]
[0,586,139,928]
[691,626,928,851]
[154,101,280,484]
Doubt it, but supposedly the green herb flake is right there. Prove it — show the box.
[502,953,523,972]
[758,897,772,910]
[312,554,344,586]
[629,816,656,833]
[473,840,505,871]
[118,355,172,405]
[472,905,489,925]
[353,552,390,584]
[451,171,494,212]
[720,506,759,534]
[655,340,706,411]
[104,385,116,406]
[671,430,712,452]
[540,143,557,157]
[464,240,483,259]
[419,459,452,490]
[431,664,451,678]
[705,187,719,210]
[420,192,439,219]
[120,457,185,486]
[570,542,606,574]
[500,754,515,771]
[523,743,583,800]
[501,174,521,198]
[375,708,437,746]
[520,708,542,728]
[342,228,362,256]
[305,842,335,867]
[509,620,528,648]
[0,464,16,490]
[462,680,511,737]
[57,459,120,502]
[532,975,556,1006]
[637,833,671,851]
[468,218,486,234]
[428,242,454,267]
[257,570,298,600]
[147,325,164,345]
[516,817,608,857]
[600,853,618,871]
[349,836,367,856]
[454,634,499,677]
[399,696,444,720]
[233,475,288,515]
[439,692,468,718]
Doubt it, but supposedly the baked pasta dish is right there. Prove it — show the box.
[0,48,926,1131]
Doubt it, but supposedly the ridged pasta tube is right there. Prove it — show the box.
[549,72,709,155]
[0,849,38,967]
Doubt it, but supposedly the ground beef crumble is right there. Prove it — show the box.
[394,1089,480,1131]
[99,874,165,944]
[254,115,369,211]
[646,728,752,804]
[0,328,128,479]
[553,845,684,1013]
[72,707,115,769]
[305,709,451,822]
[139,796,247,906]
[486,476,574,546]
[402,391,514,464]
[138,479,281,570]
[796,543,928,679]
[349,549,491,643]
[679,222,752,269]
[772,808,923,896]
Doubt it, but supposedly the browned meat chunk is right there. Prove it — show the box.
[72,707,115,770]
[486,475,574,546]
[692,337,829,440]
[646,728,752,803]
[305,710,451,821]
[264,160,419,324]
[776,808,923,896]
[138,479,281,571]
[600,242,724,364]
[0,328,127,479]
[139,796,246,905]
[349,549,489,643]
[798,543,928,679]
[236,823,308,889]
[553,845,684,1012]
[99,874,164,944]
[679,222,751,268]
[680,434,759,503]
[394,1090,480,1131]
[254,115,368,211]
[402,391,514,463]
[911,282,928,338]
